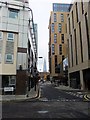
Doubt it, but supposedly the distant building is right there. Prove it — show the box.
[67,1,90,90]
[0,0,37,95]
[43,58,47,72]
[48,3,72,79]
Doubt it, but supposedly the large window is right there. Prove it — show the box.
[54,34,57,43]
[9,8,19,19]
[59,44,62,55]
[55,55,57,67]
[61,34,64,43]
[58,23,62,33]
[0,32,3,40]
[6,54,13,63]
[51,23,54,33]
[52,44,55,55]
[54,13,57,22]
[53,3,71,12]
[61,14,64,22]
[7,33,14,41]
[9,76,16,86]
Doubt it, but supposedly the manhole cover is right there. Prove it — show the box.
[37,111,49,114]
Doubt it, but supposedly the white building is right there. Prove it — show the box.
[0,0,37,95]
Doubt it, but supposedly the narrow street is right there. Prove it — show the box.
[2,81,90,119]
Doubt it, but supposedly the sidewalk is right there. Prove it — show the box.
[0,85,39,102]
[55,84,80,91]
[54,84,90,100]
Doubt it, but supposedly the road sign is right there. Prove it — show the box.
[4,87,14,92]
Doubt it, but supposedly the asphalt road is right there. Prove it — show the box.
[2,82,90,119]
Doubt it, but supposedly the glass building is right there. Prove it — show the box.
[53,3,72,12]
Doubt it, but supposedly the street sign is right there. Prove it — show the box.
[4,87,14,92]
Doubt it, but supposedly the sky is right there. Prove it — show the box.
[29,0,72,72]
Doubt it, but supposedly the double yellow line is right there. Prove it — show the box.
[84,95,90,101]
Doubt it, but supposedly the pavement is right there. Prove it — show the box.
[0,84,39,102]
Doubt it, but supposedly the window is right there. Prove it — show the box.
[54,34,57,43]
[51,23,54,33]
[9,76,16,86]
[61,14,64,22]
[6,54,13,63]
[0,32,3,40]
[52,44,55,55]
[58,23,62,33]
[54,13,57,22]
[9,8,18,19]
[55,55,57,67]
[61,34,64,43]
[7,33,14,41]
[59,44,62,55]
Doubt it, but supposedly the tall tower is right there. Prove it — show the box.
[43,58,47,72]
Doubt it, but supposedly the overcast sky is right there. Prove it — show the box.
[29,0,72,72]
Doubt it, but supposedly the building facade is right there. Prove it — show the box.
[67,0,90,90]
[0,0,38,95]
[48,3,71,79]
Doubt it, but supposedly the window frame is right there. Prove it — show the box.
[54,34,57,43]
[7,33,14,41]
[61,14,64,22]
[9,8,19,19]
[51,23,54,33]
[61,34,64,43]
[52,44,55,55]
[9,76,16,86]
[54,13,57,22]
[59,44,62,55]
[58,23,62,33]
[5,54,13,63]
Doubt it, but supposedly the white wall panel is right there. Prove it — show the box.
[1,23,7,30]
[7,24,18,32]
[23,26,28,34]
[18,25,24,33]
[8,18,19,25]
[22,33,28,48]
[24,20,28,27]
[19,20,24,26]
[18,33,23,47]
[2,8,8,17]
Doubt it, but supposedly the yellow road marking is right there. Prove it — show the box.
[84,95,89,101]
